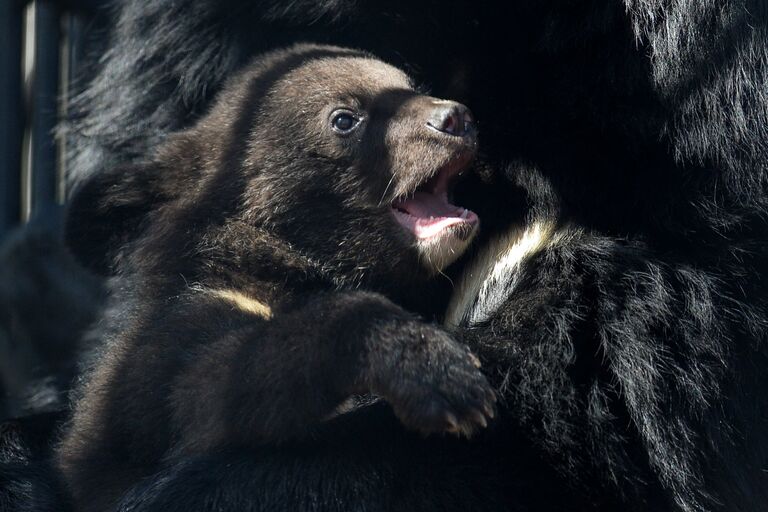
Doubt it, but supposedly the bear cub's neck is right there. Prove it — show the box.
[122,207,444,319]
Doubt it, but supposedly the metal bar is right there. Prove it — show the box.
[30,0,61,217]
[0,0,24,236]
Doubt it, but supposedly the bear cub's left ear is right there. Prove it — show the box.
[65,163,168,275]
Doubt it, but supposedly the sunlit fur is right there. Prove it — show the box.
[445,221,555,327]
[206,289,273,319]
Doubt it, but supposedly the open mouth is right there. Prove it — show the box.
[391,164,479,240]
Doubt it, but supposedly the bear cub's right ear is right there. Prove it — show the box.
[65,163,166,275]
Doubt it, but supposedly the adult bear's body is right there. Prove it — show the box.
[55,1,768,512]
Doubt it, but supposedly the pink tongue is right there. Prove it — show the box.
[393,191,460,218]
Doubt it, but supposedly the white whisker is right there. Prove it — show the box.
[378,173,397,207]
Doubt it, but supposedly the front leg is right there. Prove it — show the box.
[171,289,495,453]
[60,288,495,512]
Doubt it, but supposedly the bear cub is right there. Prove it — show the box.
[59,44,495,512]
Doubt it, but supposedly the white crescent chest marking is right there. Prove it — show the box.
[206,288,273,319]
[445,221,556,327]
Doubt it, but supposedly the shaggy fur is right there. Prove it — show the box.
[0,412,70,512]
[446,4,768,510]
[57,44,494,512]
[9,1,767,512]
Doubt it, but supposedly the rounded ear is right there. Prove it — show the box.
[65,164,165,275]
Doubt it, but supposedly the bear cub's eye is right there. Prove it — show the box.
[331,110,361,135]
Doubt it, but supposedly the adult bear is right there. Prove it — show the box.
[56,1,768,512]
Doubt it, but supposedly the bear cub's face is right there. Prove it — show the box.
[67,45,481,285]
[233,45,480,274]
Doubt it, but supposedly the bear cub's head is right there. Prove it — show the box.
[67,44,479,289]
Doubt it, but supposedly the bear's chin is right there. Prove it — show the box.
[391,198,480,272]
[390,205,479,273]
[412,219,479,273]
[390,163,480,273]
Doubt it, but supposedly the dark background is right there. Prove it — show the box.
[0,0,109,421]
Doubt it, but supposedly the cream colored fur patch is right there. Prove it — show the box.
[445,221,556,327]
[208,289,273,319]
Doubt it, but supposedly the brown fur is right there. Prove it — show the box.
[58,44,494,512]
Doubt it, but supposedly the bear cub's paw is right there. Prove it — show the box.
[368,322,496,437]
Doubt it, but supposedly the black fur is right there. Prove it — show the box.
[0,412,71,512]
[24,1,768,511]
[57,44,495,512]
[451,4,768,510]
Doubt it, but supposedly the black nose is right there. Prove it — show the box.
[427,102,475,137]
